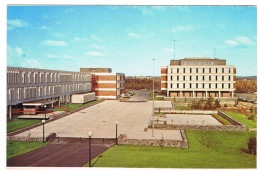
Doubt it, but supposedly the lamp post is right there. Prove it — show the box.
[44,105,47,120]
[152,58,155,137]
[42,119,46,143]
[88,131,93,167]
[115,121,118,145]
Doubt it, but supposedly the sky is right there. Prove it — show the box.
[7,5,257,76]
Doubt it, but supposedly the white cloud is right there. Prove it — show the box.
[8,19,28,30]
[235,36,253,45]
[53,32,65,38]
[42,40,68,47]
[224,36,253,47]
[21,59,42,68]
[128,33,142,39]
[171,25,193,33]
[86,51,104,57]
[46,54,59,59]
[225,40,238,47]
[90,44,103,49]
[15,47,25,57]
[90,35,102,41]
[73,37,86,42]
[162,48,174,53]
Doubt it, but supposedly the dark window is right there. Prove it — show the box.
[216,76,217,81]
[190,83,192,88]
[209,68,211,73]
[177,83,179,88]
[171,83,173,88]
[171,76,173,81]
[177,68,179,73]
[183,68,185,73]
[203,76,204,81]
[228,76,230,81]
[183,83,185,88]
[222,68,224,73]
[216,68,217,73]
[203,83,204,88]
[216,83,217,88]
[177,76,179,80]
[196,68,198,73]
[190,68,192,73]
[183,76,185,81]
[203,68,205,73]
[229,83,230,88]
[196,76,198,81]
[196,83,198,88]
[209,84,211,88]
[222,76,224,81]
[222,83,224,88]
[209,76,211,81]
[190,76,192,81]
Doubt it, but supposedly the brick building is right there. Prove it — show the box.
[80,68,125,99]
[161,58,236,98]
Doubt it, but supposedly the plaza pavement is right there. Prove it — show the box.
[166,114,222,125]
[15,100,183,141]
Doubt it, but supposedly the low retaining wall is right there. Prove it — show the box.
[218,110,244,126]
[118,131,188,148]
[148,124,246,131]
[7,133,55,142]
[161,110,217,115]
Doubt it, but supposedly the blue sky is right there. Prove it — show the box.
[7,5,257,76]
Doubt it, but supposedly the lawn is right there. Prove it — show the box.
[175,105,192,110]
[7,140,49,159]
[224,111,257,128]
[7,119,41,133]
[52,100,101,112]
[86,131,256,168]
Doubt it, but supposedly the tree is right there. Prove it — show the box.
[248,137,256,158]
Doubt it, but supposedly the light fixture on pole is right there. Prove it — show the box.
[87,131,93,167]
[152,58,155,137]
[42,119,46,143]
[44,105,47,120]
[115,121,118,145]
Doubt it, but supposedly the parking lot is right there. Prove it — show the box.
[15,100,183,141]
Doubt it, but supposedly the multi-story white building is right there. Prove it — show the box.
[161,58,236,98]
[7,66,92,118]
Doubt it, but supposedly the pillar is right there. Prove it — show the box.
[206,91,208,98]
[231,91,234,98]
[192,91,194,97]
[218,91,221,98]
[9,105,12,120]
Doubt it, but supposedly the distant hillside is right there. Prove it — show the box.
[237,76,257,80]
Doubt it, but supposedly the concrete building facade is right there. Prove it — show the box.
[7,66,92,118]
[161,58,236,98]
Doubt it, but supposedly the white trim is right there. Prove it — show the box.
[91,73,117,76]
[97,81,117,83]
[161,74,167,76]
[96,88,117,91]
[97,95,117,99]
[161,88,167,90]
[161,81,167,83]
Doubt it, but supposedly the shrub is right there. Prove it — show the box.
[248,137,256,155]
[224,104,228,107]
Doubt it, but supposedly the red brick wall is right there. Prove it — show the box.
[161,68,167,74]
[96,83,116,88]
[96,90,116,96]
[97,75,116,81]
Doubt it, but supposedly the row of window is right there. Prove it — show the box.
[170,67,235,74]
[170,83,232,89]
[8,84,91,101]
[170,75,235,81]
[7,71,91,84]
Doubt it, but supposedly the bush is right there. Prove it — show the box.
[248,137,256,155]
[224,104,228,107]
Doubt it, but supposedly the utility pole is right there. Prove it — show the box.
[152,58,155,137]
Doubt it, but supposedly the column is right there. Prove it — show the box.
[219,91,221,98]
[9,105,12,120]
[180,91,182,97]
[231,91,234,98]
[192,91,194,97]
[206,91,208,98]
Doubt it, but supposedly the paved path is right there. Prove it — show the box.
[127,90,148,102]
[7,140,111,167]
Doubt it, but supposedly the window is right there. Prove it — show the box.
[183,76,185,81]
[229,83,231,88]
[196,68,198,73]
[177,76,179,81]
[190,83,192,88]
[222,68,224,73]
[228,76,231,81]
[203,76,204,81]
[171,76,173,81]
[216,76,217,81]
[203,83,204,88]
[209,84,211,88]
[196,76,198,81]
[196,83,198,88]
[209,76,211,81]
[183,68,185,73]
[190,76,192,81]
[222,83,224,88]
[222,76,224,81]
[171,83,173,88]
[177,83,179,88]
[216,68,217,73]
[209,68,211,73]
[190,68,192,73]
[177,68,179,73]
[203,68,205,73]
[216,83,217,88]
[183,83,185,88]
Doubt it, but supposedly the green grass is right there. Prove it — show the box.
[52,100,101,112]
[7,119,41,133]
[85,131,256,168]
[225,111,257,128]
[212,114,232,125]
[7,140,49,159]
[175,105,192,110]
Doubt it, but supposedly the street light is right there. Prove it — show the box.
[44,105,47,120]
[42,119,46,143]
[115,121,118,145]
[88,131,93,168]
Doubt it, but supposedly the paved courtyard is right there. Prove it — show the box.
[166,114,222,125]
[15,100,183,140]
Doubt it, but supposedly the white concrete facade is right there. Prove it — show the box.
[161,58,236,98]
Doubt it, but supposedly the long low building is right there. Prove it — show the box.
[161,58,236,98]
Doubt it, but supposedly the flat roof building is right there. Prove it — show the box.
[161,58,236,98]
